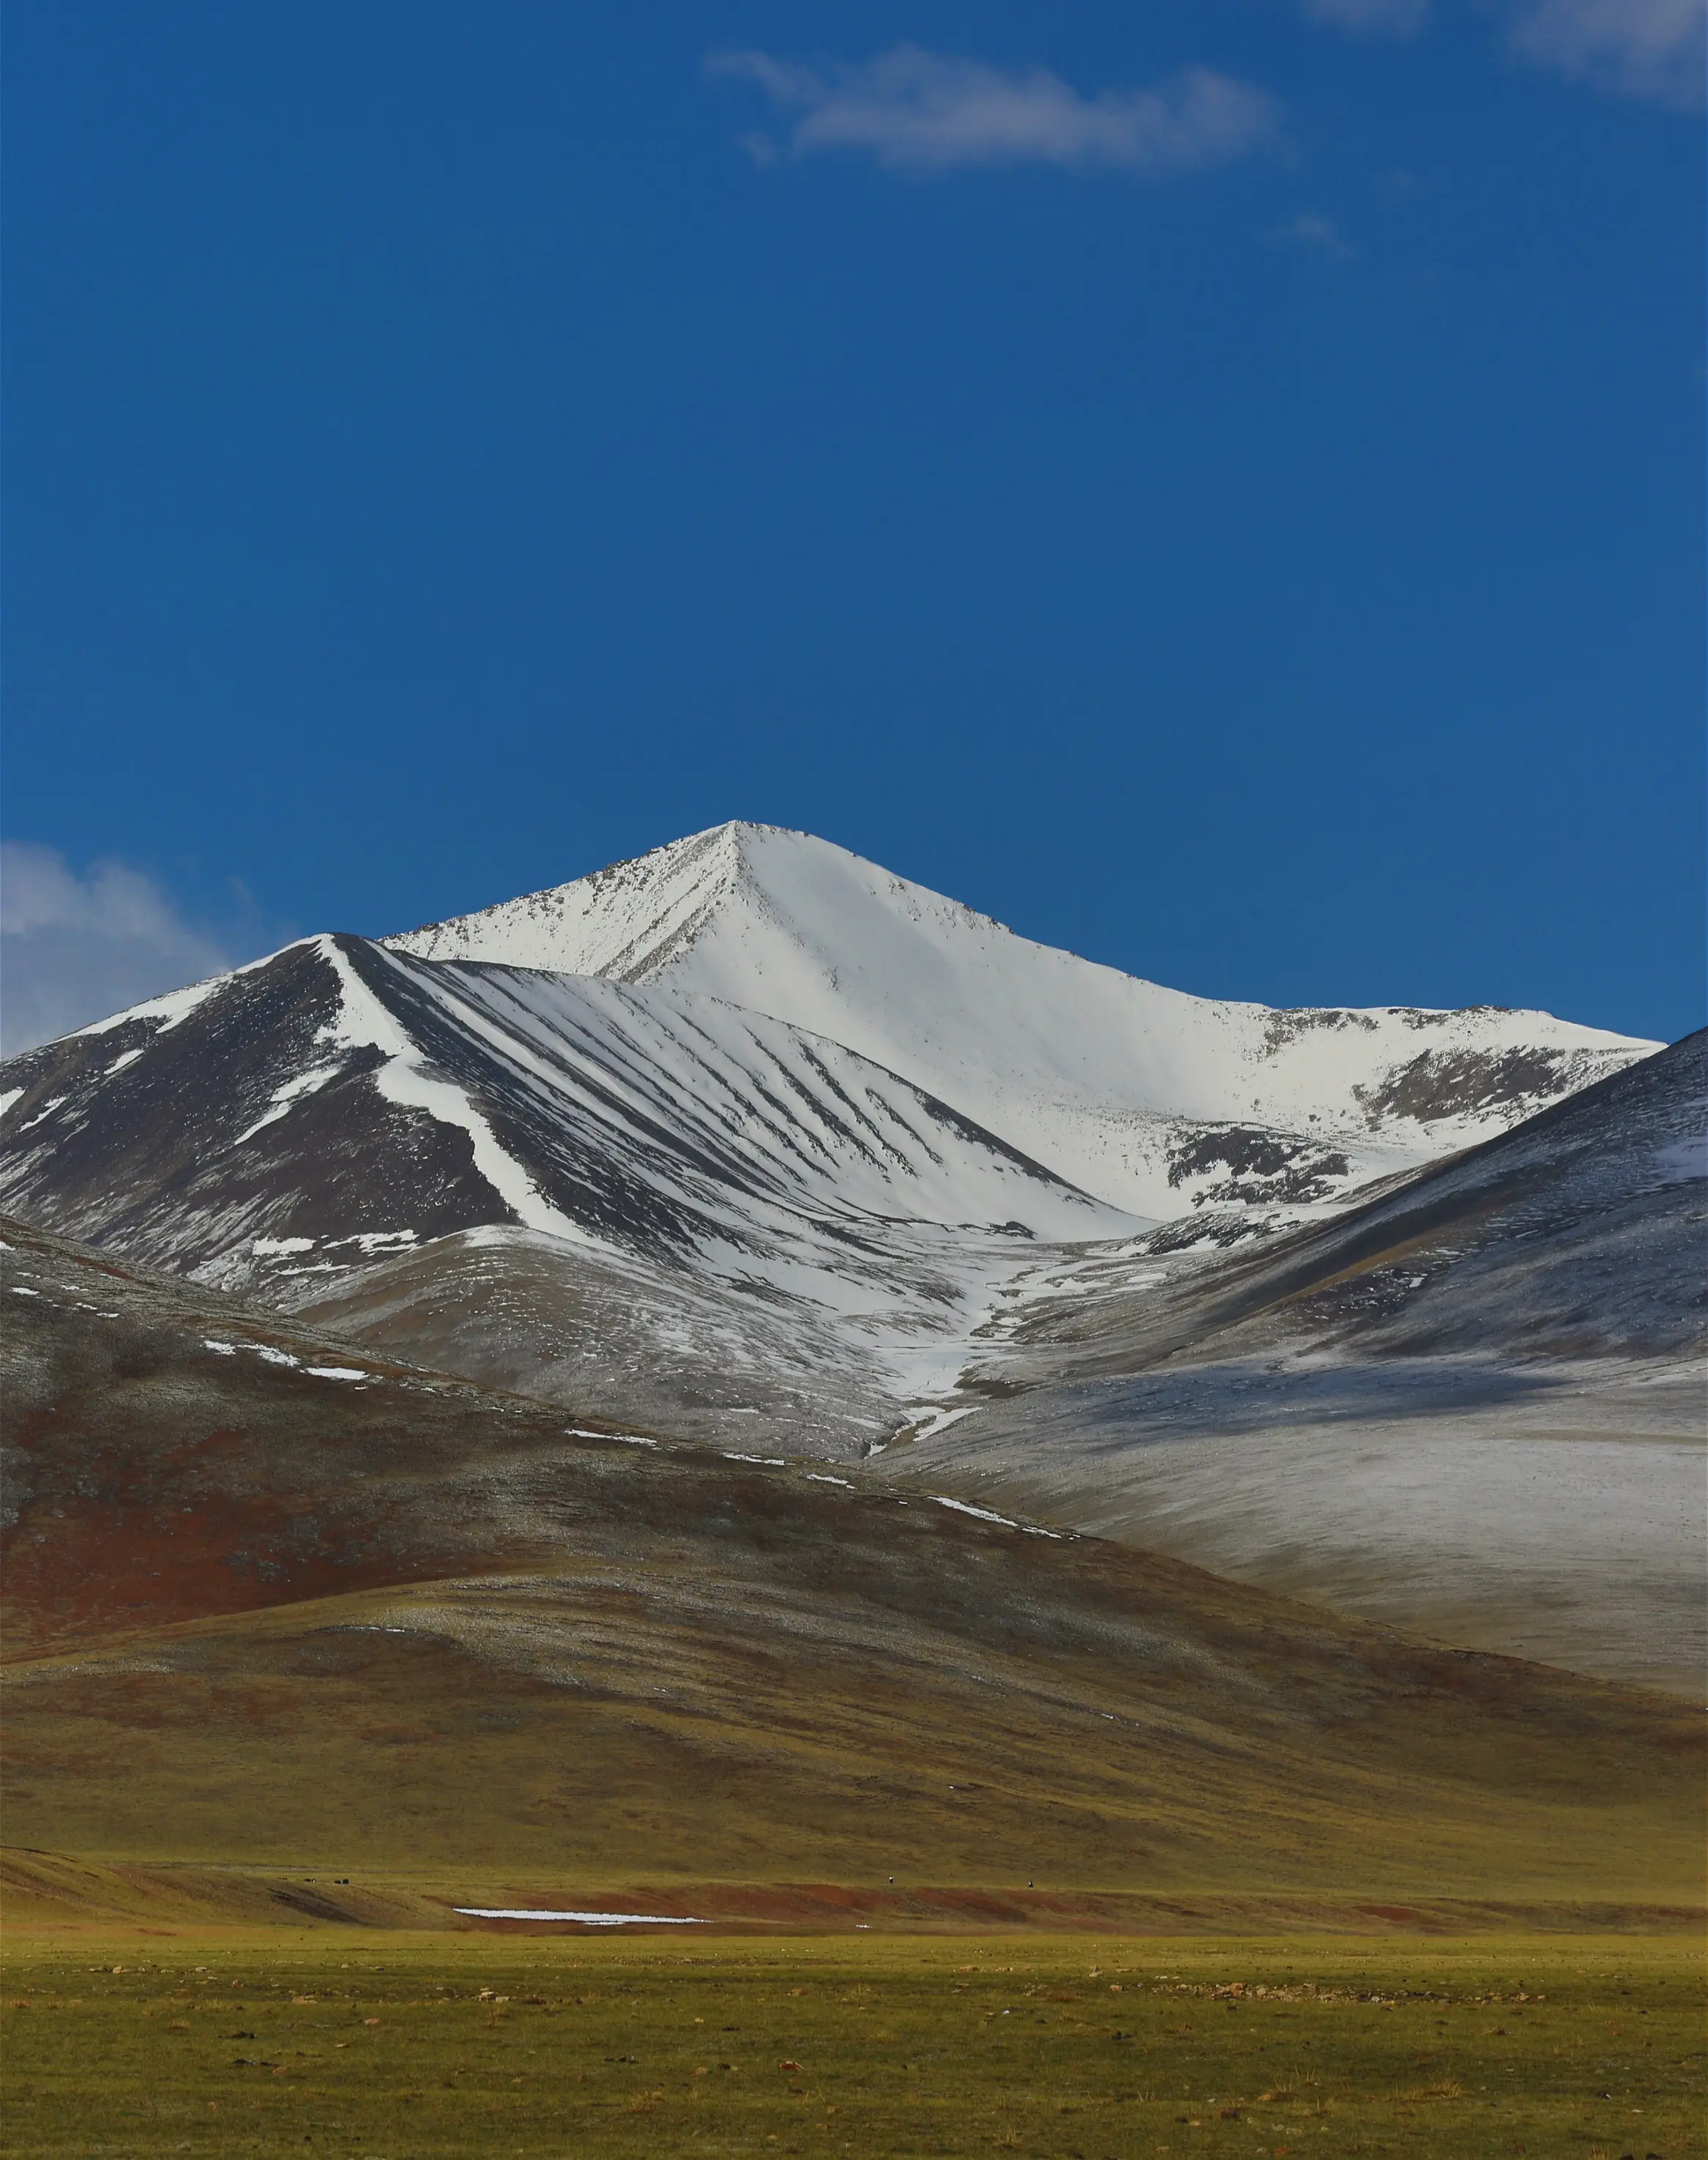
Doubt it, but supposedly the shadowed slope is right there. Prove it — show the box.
[895,1033,1708,1694]
[981,1028,1708,1377]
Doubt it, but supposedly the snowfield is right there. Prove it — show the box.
[390,822,1651,1218]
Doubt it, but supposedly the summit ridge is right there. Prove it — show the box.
[388,823,1652,1216]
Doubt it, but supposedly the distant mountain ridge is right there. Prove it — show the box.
[389,822,1652,1218]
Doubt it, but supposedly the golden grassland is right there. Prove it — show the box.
[3,1927,1702,2159]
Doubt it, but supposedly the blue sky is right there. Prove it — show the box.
[4,0,1703,1051]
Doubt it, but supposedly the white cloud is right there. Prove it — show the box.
[1302,0,1704,107]
[709,45,1280,174]
[0,843,236,1057]
[1503,0,1706,108]
[1302,0,1431,32]
[1313,0,1701,106]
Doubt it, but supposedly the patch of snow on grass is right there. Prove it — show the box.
[453,1909,704,1926]
[909,1405,976,1442]
[306,1366,369,1382]
[931,1494,1059,1537]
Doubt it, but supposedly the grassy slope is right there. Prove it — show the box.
[4,1214,1702,1915]
[8,1567,1703,1906]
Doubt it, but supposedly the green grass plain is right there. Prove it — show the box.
[4,1930,1702,2159]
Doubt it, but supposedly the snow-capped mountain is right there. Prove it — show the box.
[390,822,1651,1218]
[0,822,1660,1453]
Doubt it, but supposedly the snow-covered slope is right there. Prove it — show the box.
[0,934,1137,1452]
[391,823,1653,1218]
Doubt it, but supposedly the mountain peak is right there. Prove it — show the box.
[389,820,831,983]
[387,822,1015,992]
[384,825,1651,1215]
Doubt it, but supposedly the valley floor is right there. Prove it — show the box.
[2,1928,1700,2159]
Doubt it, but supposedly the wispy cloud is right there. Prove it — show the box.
[0,843,237,1056]
[1305,0,1706,106]
[708,45,1280,174]
[1302,0,1430,33]
[1271,211,1359,258]
[1504,0,1706,109]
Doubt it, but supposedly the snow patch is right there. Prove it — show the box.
[909,1406,976,1442]
[68,972,228,1041]
[930,1494,1059,1537]
[453,1909,704,1926]
[235,1063,348,1145]
[306,1365,369,1382]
